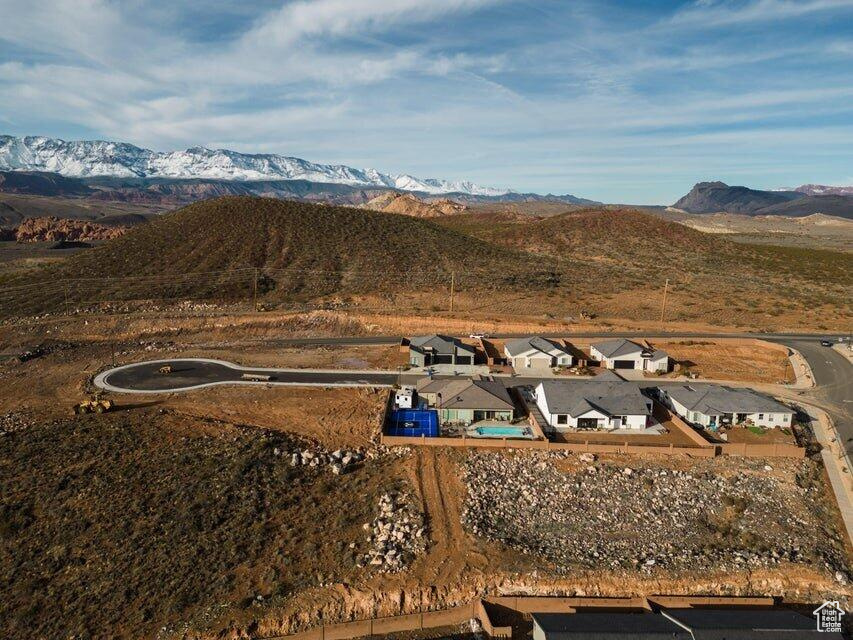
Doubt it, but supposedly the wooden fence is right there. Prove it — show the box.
[379,432,806,458]
[260,602,476,640]
[718,441,806,458]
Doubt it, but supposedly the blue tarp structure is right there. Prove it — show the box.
[386,409,439,437]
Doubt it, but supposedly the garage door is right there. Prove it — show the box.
[613,360,635,369]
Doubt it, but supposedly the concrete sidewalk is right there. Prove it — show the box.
[808,405,853,548]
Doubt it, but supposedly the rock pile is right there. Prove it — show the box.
[0,412,36,436]
[288,447,364,474]
[462,451,848,578]
[358,492,426,572]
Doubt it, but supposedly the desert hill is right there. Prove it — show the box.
[438,208,725,274]
[361,192,467,217]
[0,196,557,315]
[436,207,851,327]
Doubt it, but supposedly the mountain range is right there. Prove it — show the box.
[672,181,853,219]
[0,134,507,196]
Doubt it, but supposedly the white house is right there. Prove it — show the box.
[589,338,669,372]
[658,384,794,429]
[533,380,653,431]
[504,336,574,371]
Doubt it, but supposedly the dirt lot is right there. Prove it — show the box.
[655,340,794,383]
[721,425,798,445]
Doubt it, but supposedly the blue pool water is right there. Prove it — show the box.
[474,425,531,438]
[386,409,439,437]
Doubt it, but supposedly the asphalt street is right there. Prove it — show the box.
[99,359,397,392]
[787,340,853,459]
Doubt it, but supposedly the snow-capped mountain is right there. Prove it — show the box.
[793,184,853,196]
[0,135,509,196]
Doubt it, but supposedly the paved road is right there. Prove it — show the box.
[96,358,397,393]
[788,341,853,460]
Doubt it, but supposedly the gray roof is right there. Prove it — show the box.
[592,338,667,360]
[538,380,651,417]
[592,338,645,359]
[409,334,475,355]
[595,369,626,381]
[504,335,569,357]
[417,378,514,410]
[532,612,690,640]
[663,607,831,639]
[666,384,793,416]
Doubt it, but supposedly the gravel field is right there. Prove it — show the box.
[462,451,849,580]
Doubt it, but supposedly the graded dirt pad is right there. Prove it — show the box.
[0,411,407,640]
[166,385,388,449]
[657,340,794,383]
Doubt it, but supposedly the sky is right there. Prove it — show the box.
[1,0,852,203]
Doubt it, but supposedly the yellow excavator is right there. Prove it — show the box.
[73,393,114,415]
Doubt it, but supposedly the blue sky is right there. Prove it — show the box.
[1,0,852,203]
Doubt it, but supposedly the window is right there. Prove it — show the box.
[768,415,774,422]
[557,414,568,424]
[758,414,764,419]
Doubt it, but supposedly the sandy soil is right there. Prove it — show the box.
[655,340,794,383]
[722,426,798,445]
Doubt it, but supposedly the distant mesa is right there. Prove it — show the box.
[673,181,853,219]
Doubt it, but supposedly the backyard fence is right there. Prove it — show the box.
[258,595,781,640]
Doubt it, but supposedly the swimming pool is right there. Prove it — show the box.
[471,425,532,439]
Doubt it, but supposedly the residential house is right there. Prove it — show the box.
[662,607,835,639]
[658,384,794,429]
[589,338,669,372]
[533,380,652,431]
[531,608,834,640]
[504,336,574,371]
[408,334,477,368]
[532,612,690,640]
[416,378,514,425]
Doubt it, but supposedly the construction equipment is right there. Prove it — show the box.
[73,394,114,415]
[158,365,173,374]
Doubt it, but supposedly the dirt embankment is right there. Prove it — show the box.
[14,216,128,242]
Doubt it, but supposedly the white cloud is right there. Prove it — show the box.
[668,0,853,28]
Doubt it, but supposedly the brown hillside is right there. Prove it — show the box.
[0,196,557,315]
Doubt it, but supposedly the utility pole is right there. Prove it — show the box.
[252,268,259,312]
[449,271,455,313]
[659,278,669,324]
